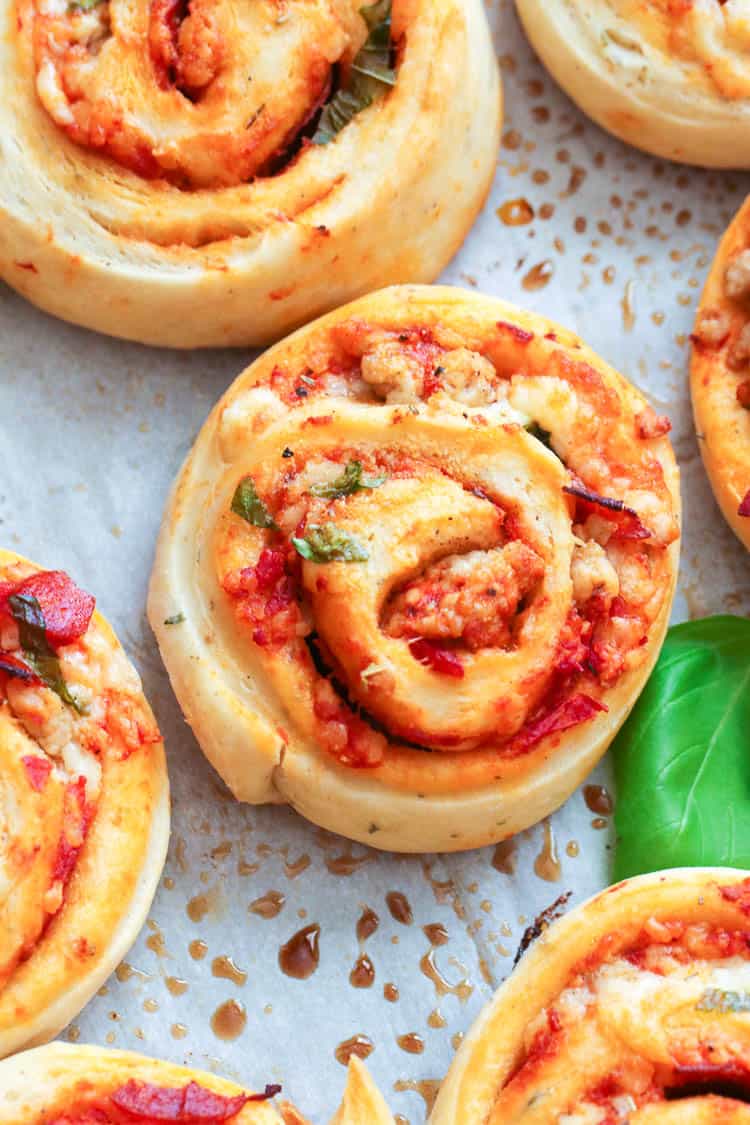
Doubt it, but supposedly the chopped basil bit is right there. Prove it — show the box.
[8,592,85,713]
[697,988,750,1014]
[310,460,386,499]
[68,0,104,10]
[231,476,278,530]
[313,0,395,144]
[525,421,553,450]
[292,524,369,562]
[164,613,185,625]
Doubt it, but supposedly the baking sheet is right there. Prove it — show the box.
[1,1,749,1120]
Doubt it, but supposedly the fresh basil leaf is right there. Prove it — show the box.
[8,592,85,713]
[612,616,750,880]
[310,460,386,499]
[164,613,185,625]
[68,0,104,10]
[231,476,278,530]
[312,0,395,144]
[697,989,750,1014]
[292,524,369,562]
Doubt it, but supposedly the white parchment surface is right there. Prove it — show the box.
[1,2,749,1121]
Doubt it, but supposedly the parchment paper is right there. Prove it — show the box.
[1,1,749,1120]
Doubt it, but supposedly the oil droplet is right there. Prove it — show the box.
[356,907,379,942]
[428,1009,446,1029]
[174,836,188,873]
[592,817,607,830]
[237,860,259,877]
[583,784,614,816]
[621,279,636,331]
[397,1033,425,1055]
[393,1080,441,1117]
[522,260,554,292]
[534,820,561,883]
[210,999,246,1041]
[395,1117,409,1125]
[386,891,413,925]
[278,924,320,980]
[211,841,232,861]
[335,1035,374,1066]
[187,884,223,923]
[284,852,311,879]
[166,976,188,996]
[420,948,473,1002]
[115,962,150,984]
[212,956,247,987]
[249,890,285,919]
[566,840,580,858]
[66,1025,81,1042]
[189,939,208,961]
[497,198,534,226]
[384,982,399,1002]
[492,840,517,876]
[143,998,159,1013]
[350,953,375,989]
[561,165,587,198]
[145,923,168,958]
[325,851,371,876]
[452,1031,464,1050]
[171,1023,188,1040]
[422,923,448,946]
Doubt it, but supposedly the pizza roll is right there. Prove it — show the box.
[0,1043,394,1125]
[515,0,750,168]
[0,0,500,348]
[149,285,679,852]
[431,867,750,1124]
[0,549,169,1058]
[692,196,750,551]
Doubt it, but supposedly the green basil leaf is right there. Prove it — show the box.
[312,0,395,145]
[612,616,750,880]
[164,613,185,625]
[231,476,278,530]
[697,989,750,1014]
[292,524,369,562]
[8,593,85,713]
[310,460,386,499]
[68,0,104,10]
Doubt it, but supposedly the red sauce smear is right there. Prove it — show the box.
[564,482,651,541]
[720,878,750,916]
[22,754,52,792]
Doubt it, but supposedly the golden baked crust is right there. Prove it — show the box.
[515,0,750,167]
[149,284,680,853]
[431,867,750,1124]
[0,0,500,348]
[691,195,750,552]
[0,1044,393,1125]
[0,549,169,1058]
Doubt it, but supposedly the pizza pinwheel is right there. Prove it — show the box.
[0,1043,394,1125]
[0,0,500,347]
[692,194,750,551]
[149,285,679,853]
[515,0,750,167]
[432,867,750,1124]
[0,549,169,1058]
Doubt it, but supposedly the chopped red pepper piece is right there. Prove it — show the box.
[409,638,465,678]
[719,877,750,916]
[15,570,95,646]
[563,482,651,540]
[22,755,52,792]
[739,490,750,518]
[111,1080,279,1121]
[509,693,607,755]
